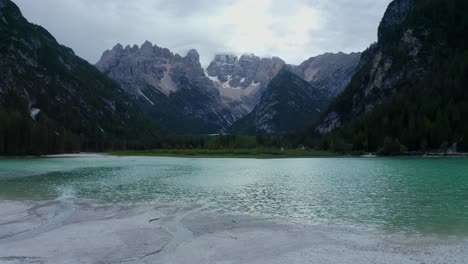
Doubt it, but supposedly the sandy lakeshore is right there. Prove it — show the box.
[0,200,466,264]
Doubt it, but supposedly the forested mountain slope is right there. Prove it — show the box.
[0,0,159,155]
[316,0,468,152]
[230,69,327,135]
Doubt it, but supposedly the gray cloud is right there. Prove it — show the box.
[302,0,391,53]
[155,0,236,16]
[12,0,391,67]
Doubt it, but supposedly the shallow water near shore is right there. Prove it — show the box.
[1,156,467,236]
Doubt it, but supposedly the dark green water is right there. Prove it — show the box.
[0,156,467,235]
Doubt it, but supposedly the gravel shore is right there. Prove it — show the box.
[0,200,466,264]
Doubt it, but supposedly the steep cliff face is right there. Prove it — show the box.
[97,41,361,135]
[96,42,235,134]
[206,52,360,119]
[204,52,360,134]
[96,42,176,96]
[318,0,429,133]
[230,70,327,135]
[0,0,157,154]
[316,0,468,151]
[206,54,286,113]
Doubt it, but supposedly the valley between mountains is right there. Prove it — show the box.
[96,41,360,135]
[0,0,467,155]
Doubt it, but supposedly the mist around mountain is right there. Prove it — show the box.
[96,43,360,135]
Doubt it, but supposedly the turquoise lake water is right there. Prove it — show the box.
[0,156,467,235]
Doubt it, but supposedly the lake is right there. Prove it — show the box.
[1,156,467,236]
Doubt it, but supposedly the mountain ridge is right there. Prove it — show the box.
[0,0,160,155]
[229,69,328,135]
[96,41,237,134]
[97,42,362,134]
[315,0,468,152]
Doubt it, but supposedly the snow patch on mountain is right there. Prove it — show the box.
[30,108,40,120]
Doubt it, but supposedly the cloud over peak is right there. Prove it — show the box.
[13,0,391,66]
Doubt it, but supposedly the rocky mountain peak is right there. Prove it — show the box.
[96,41,182,95]
[213,54,238,64]
[317,0,431,134]
[112,43,124,52]
[206,53,286,89]
[95,44,126,73]
[206,53,286,113]
[292,52,361,99]
[378,0,413,40]
[140,40,153,51]
[206,54,238,82]
[272,68,296,81]
[96,42,237,133]
[240,53,257,59]
[0,0,22,20]
[185,49,200,63]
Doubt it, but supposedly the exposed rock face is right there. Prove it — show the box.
[291,52,361,99]
[97,42,176,96]
[209,52,360,134]
[97,41,361,135]
[96,42,236,133]
[206,52,360,121]
[317,0,431,134]
[230,69,327,135]
[378,0,413,39]
[0,0,151,141]
[206,54,286,113]
[207,54,285,90]
[205,54,238,83]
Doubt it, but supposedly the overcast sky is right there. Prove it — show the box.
[13,0,391,66]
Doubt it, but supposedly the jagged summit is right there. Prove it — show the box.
[141,40,152,48]
[185,49,200,62]
[112,43,123,51]
[203,50,361,126]
[140,41,154,53]
[96,40,360,135]
[186,49,199,56]
[96,41,237,133]
[101,41,205,64]
[378,0,413,40]
[317,0,419,133]
[206,53,286,112]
